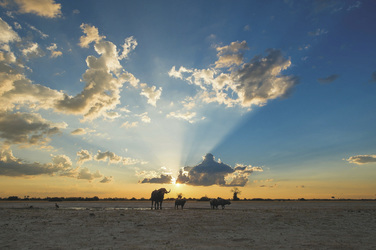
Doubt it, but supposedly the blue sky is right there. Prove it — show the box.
[0,0,375,199]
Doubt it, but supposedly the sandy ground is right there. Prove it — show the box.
[1,201,376,249]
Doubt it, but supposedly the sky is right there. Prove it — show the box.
[0,0,376,200]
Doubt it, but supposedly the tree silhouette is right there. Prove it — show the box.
[231,188,241,201]
[177,193,183,199]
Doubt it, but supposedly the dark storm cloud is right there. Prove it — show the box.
[317,74,339,84]
[176,153,262,187]
[141,174,172,184]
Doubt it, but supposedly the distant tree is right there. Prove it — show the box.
[231,188,241,201]
[177,193,183,199]
[198,195,210,201]
[8,196,20,201]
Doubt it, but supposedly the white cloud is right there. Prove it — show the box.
[119,36,137,60]
[79,23,105,48]
[167,111,197,123]
[56,24,159,120]
[47,43,62,58]
[71,128,87,135]
[140,84,162,106]
[0,18,20,44]
[12,0,62,18]
[137,112,151,123]
[121,121,138,129]
[168,66,192,79]
[346,155,376,165]
[77,149,92,165]
[233,49,298,107]
[27,24,48,39]
[95,150,122,164]
[215,40,248,68]
[169,45,298,111]
[21,42,44,59]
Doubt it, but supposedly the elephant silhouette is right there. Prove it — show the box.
[151,188,170,209]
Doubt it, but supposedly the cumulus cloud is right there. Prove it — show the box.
[140,174,172,184]
[318,74,339,84]
[95,150,122,164]
[56,24,161,120]
[77,167,102,181]
[71,128,87,135]
[168,66,192,79]
[140,84,162,106]
[166,111,197,123]
[121,121,138,129]
[215,40,248,68]
[119,36,137,60]
[78,23,105,48]
[168,42,298,116]
[0,18,20,44]
[175,153,262,186]
[27,24,48,39]
[2,20,161,123]
[47,43,62,58]
[0,72,64,112]
[0,112,62,146]
[93,150,141,165]
[0,147,75,176]
[137,112,151,123]
[11,0,62,18]
[233,49,298,107]
[100,176,112,183]
[345,155,376,165]
[22,42,45,59]
[0,18,64,114]
[77,149,92,165]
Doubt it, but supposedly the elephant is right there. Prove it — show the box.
[151,188,170,209]
[174,199,186,209]
[210,198,231,209]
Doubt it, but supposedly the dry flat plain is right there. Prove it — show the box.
[1,201,376,249]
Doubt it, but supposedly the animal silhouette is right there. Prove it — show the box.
[151,188,170,209]
[174,199,186,209]
[210,198,231,209]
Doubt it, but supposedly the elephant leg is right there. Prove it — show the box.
[160,201,163,209]
[151,200,154,210]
